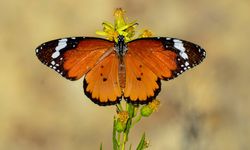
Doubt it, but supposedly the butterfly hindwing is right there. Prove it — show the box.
[84,52,122,106]
[35,37,113,80]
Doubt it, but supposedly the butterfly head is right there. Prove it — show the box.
[117,35,125,42]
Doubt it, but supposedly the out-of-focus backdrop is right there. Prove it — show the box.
[1,0,249,150]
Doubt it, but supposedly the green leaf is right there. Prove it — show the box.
[100,143,103,150]
[136,133,146,150]
[113,118,119,150]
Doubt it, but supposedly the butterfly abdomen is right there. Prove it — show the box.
[118,57,126,89]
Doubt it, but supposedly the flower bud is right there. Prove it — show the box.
[141,99,160,117]
[140,105,153,117]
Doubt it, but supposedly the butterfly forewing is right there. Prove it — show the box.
[127,37,206,80]
[35,37,113,80]
[160,37,206,79]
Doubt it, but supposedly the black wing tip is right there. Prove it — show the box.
[162,42,206,81]
[124,78,161,105]
[162,57,206,81]
[83,79,121,106]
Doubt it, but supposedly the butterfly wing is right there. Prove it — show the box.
[124,37,206,104]
[84,52,122,106]
[35,37,114,80]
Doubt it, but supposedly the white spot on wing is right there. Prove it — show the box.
[55,39,67,51]
[203,51,206,56]
[173,39,189,60]
[52,51,60,59]
[51,61,55,65]
[180,53,188,59]
[52,39,68,58]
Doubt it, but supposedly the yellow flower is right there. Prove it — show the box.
[114,8,126,29]
[115,111,129,132]
[139,29,153,38]
[96,8,143,42]
[148,99,160,112]
[117,111,129,123]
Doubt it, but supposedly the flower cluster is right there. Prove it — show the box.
[96,8,153,42]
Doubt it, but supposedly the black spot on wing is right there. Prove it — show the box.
[136,77,142,81]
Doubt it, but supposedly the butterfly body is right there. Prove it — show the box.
[114,35,127,89]
[36,35,206,106]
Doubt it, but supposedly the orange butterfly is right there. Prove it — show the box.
[36,35,205,106]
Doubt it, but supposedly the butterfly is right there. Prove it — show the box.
[35,35,206,106]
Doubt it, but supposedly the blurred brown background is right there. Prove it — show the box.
[1,0,249,150]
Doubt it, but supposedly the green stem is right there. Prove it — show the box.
[121,133,127,150]
[118,132,121,147]
[114,103,146,150]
